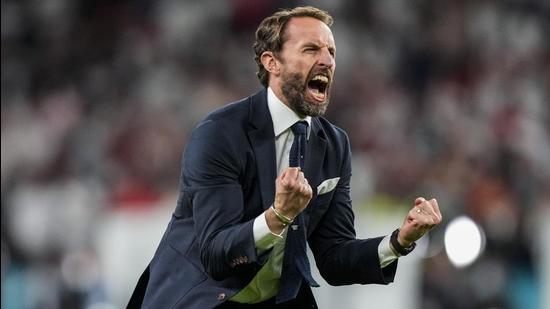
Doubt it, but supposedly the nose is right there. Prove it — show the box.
[318,47,335,69]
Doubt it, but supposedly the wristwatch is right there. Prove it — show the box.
[390,228,416,256]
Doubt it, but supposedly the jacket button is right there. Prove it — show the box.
[217,293,226,301]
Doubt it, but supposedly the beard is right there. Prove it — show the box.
[280,70,330,117]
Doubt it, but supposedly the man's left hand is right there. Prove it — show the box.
[398,197,443,247]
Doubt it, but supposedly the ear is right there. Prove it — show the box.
[260,51,280,76]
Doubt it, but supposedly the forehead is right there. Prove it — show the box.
[283,17,335,48]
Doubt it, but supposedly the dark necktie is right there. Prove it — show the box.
[277,121,319,304]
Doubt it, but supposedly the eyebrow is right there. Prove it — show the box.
[302,42,336,53]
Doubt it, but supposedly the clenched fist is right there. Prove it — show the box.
[265,167,313,234]
[274,167,313,218]
[398,197,443,247]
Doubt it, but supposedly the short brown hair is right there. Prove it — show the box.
[253,6,333,87]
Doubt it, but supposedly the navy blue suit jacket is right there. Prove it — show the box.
[128,89,397,308]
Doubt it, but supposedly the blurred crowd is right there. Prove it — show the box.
[1,0,549,308]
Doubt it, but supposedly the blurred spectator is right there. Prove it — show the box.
[2,0,548,308]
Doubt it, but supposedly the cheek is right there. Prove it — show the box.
[285,57,311,72]
[282,63,304,78]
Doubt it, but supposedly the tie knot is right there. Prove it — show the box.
[291,121,308,136]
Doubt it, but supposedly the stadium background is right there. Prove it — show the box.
[2,1,549,308]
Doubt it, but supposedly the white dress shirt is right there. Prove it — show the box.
[230,88,398,303]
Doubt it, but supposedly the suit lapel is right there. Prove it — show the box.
[247,89,277,210]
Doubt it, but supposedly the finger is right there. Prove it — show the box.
[304,182,313,197]
[430,198,443,223]
[282,167,299,183]
[427,199,442,224]
[429,198,437,206]
[412,203,436,227]
[304,178,312,192]
[413,197,424,214]
[287,167,300,178]
[295,172,305,188]
[299,175,311,194]
[423,199,442,225]
[420,199,438,218]
[283,167,299,175]
[277,173,289,187]
[279,169,288,184]
[426,203,441,225]
[301,177,310,189]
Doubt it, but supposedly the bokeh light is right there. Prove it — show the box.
[444,216,485,268]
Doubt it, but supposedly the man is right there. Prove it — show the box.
[128,6,442,309]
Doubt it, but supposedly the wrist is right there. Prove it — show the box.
[265,208,286,235]
[397,231,413,248]
[271,204,294,225]
[390,228,416,256]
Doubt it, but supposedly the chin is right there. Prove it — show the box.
[294,96,329,117]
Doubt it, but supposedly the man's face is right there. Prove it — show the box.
[275,17,336,117]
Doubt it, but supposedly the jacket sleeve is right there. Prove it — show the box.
[308,132,398,286]
[182,119,260,280]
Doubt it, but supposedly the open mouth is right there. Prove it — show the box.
[307,74,330,102]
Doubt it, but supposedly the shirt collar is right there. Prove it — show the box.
[267,87,312,138]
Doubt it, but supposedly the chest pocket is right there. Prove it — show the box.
[305,190,335,234]
[315,190,334,209]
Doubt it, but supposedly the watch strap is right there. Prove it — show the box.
[390,228,416,256]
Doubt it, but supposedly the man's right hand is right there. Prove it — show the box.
[266,167,312,234]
